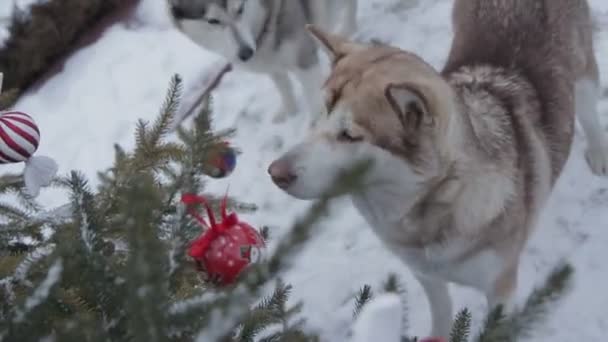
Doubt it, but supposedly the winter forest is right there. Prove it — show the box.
[1,0,608,341]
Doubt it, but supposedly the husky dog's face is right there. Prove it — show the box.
[268,27,453,200]
[169,0,259,62]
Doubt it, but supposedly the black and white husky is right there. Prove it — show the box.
[169,0,358,124]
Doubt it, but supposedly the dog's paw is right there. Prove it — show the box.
[585,146,608,176]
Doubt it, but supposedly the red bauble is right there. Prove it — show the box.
[182,193,265,285]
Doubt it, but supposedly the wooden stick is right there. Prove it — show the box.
[184,63,232,119]
[171,63,232,131]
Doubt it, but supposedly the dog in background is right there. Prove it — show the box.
[268,0,608,337]
[169,0,358,125]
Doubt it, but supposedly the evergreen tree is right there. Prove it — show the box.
[0,74,369,341]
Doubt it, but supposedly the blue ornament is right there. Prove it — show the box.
[204,142,237,178]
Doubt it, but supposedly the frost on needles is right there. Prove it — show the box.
[0,75,574,341]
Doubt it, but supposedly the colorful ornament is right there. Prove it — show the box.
[182,193,265,285]
[0,111,58,197]
[201,141,236,179]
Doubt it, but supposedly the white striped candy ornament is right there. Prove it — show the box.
[0,111,58,197]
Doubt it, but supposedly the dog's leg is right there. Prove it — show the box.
[576,78,608,176]
[415,274,453,338]
[341,0,358,36]
[485,260,518,317]
[270,72,298,123]
[294,62,325,128]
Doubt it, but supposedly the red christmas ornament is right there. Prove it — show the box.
[181,193,265,285]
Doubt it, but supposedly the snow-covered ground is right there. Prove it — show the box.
[3,0,608,340]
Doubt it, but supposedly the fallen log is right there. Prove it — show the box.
[0,0,141,100]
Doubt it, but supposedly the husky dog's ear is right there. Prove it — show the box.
[385,83,435,130]
[306,24,361,62]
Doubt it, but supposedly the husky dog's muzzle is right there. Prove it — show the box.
[231,23,257,62]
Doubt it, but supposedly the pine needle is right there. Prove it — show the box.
[353,285,373,318]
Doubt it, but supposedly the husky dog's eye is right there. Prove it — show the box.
[338,130,363,143]
[237,3,244,15]
[207,18,221,25]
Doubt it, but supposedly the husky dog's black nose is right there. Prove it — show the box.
[238,46,254,61]
[268,159,297,189]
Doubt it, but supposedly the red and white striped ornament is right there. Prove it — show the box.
[0,110,58,197]
[0,111,40,163]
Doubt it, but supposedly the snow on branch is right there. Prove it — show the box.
[351,293,403,342]
[14,258,63,323]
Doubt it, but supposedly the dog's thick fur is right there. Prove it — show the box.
[168,0,358,124]
[268,0,608,337]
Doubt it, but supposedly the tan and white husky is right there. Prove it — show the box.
[268,0,608,337]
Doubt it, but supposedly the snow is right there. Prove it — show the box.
[351,294,403,342]
[3,0,608,340]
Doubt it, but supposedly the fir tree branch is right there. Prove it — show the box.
[353,285,373,318]
[513,264,573,338]
[476,263,573,342]
[12,244,55,286]
[64,171,102,252]
[383,273,406,295]
[0,173,41,215]
[382,273,410,335]
[168,285,254,340]
[236,280,290,341]
[475,305,508,342]
[148,75,182,150]
[120,172,169,342]
[13,257,63,323]
[0,202,29,221]
[450,308,472,342]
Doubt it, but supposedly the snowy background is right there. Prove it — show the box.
[2,0,608,340]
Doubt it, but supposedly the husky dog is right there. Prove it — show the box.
[168,0,358,124]
[268,0,608,337]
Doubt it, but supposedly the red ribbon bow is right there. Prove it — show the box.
[181,192,238,259]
